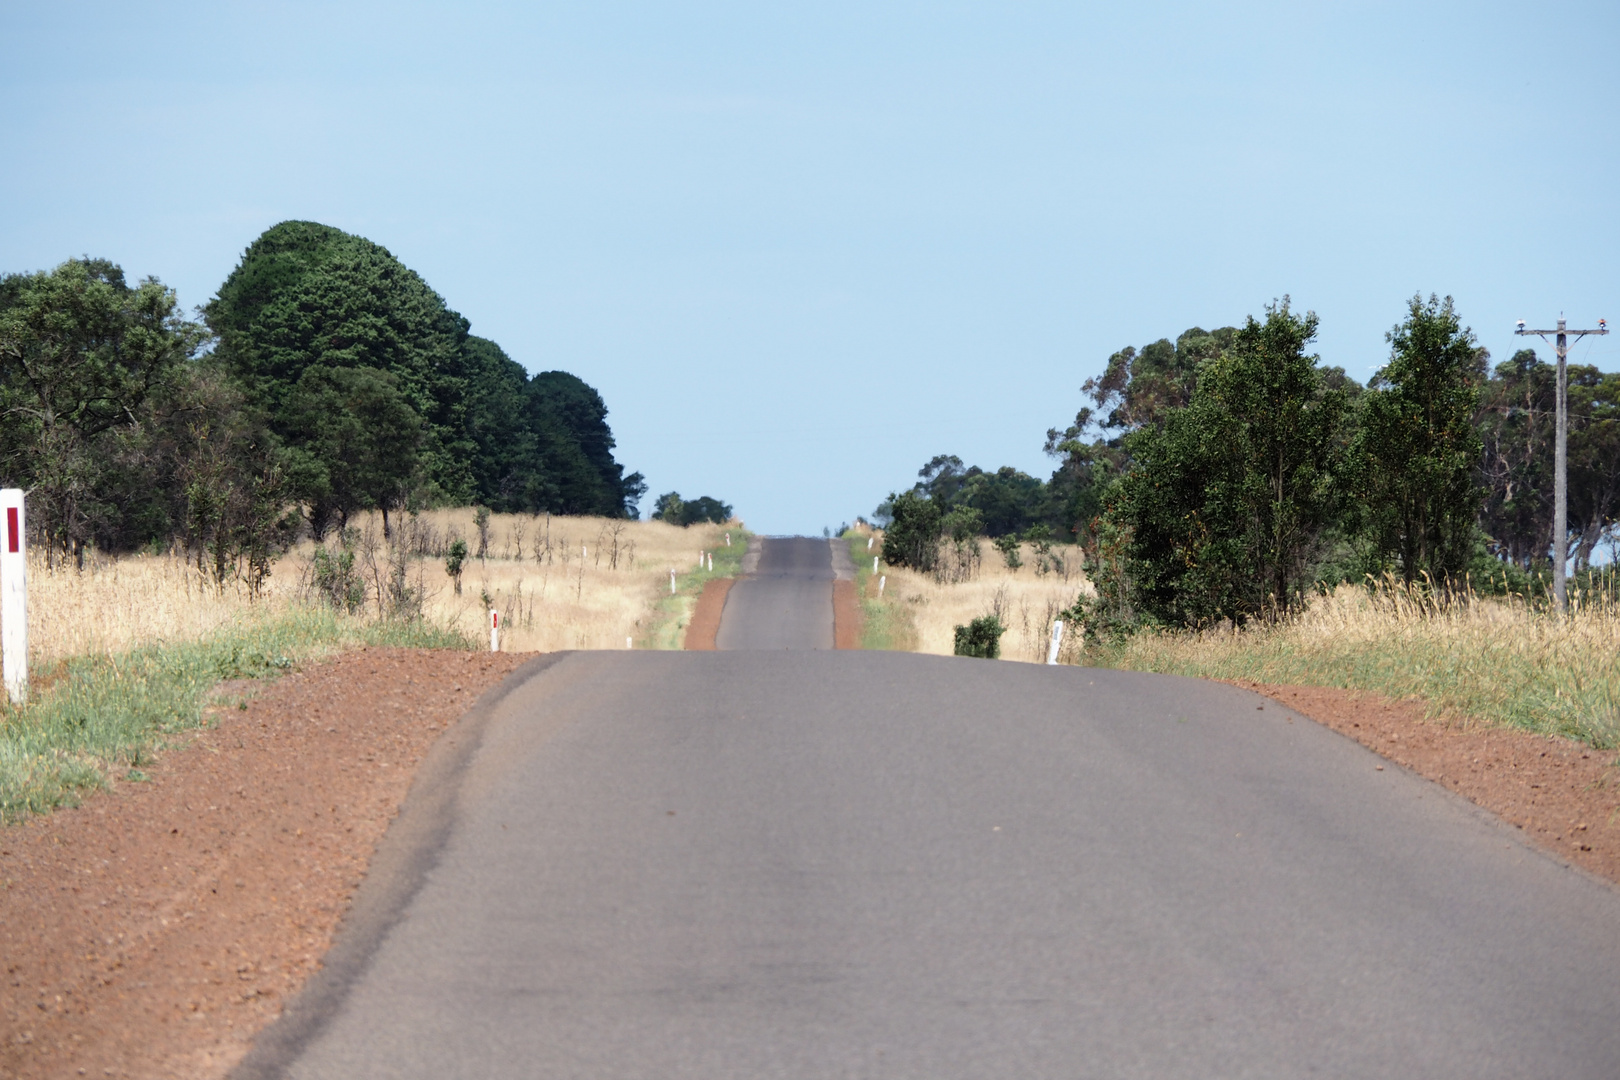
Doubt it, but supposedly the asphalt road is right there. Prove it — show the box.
[715,536,834,651]
[239,542,1620,1079]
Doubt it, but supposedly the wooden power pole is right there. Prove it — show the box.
[1515,316,1609,612]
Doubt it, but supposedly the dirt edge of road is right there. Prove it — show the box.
[0,648,534,1080]
[833,580,861,650]
[684,578,735,650]
[1241,680,1620,888]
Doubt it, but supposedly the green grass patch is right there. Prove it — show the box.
[0,607,470,824]
[846,532,916,651]
[643,531,751,649]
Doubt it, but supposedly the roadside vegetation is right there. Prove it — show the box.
[1093,577,1620,748]
[2,508,746,821]
[644,523,749,649]
[0,228,748,821]
[0,608,465,822]
[865,293,1620,745]
[846,528,1085,662]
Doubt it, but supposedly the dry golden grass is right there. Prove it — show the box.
[1097,582,1620,747]
[21,551,300,669]
[322,508,741,652]
[12,510,744,667]
[853,530,1091,662]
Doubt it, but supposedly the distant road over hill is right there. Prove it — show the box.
[241,604,1620,1077]
[715,537,836,651]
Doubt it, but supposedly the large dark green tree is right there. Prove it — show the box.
[1353,294,1485,584]
[206,221,645,521]
[205,221,472,506]
[1114,300,1348,624]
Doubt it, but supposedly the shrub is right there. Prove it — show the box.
[953,614,1005,659]
[445,538,468,595]
[993,534,1022,571]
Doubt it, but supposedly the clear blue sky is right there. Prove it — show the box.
[3,2,1616,535]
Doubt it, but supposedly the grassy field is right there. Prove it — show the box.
[1089,582,1620,749]
[1,510,747,821]
[846,528,1089,661]
[321,508,747,652]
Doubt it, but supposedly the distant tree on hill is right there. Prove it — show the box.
[652,491,732,526]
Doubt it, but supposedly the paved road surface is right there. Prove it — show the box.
[239,541,1620,1079]
[715,537,834,651]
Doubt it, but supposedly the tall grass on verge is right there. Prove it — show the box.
[847,529,1090,661]
[0,608,467,822]
[1089,578,1620,748]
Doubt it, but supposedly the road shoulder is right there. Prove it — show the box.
[1244,680,1620,887]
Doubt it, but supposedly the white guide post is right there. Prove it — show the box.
[626,636,633,649]
[706,552,713,571]
[1,489,26,704]
[698,551,704,568]
[878,575,886,597]
[489,609,500,653]
[872,555,879,573]
[725,532,731,546]
[669,568,677,595]
[867,536,873,551]
[1046,620,1064,665]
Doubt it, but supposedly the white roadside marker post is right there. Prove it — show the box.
[867,536,873,551]
[872,555,879,573]
[489,609,501,653]
[1,489,26,705]
[878,575,886,597]
[670,568,677,595]
[707,552,713,571]
[627,636,633,649]
[725,532,731,546]
[1047,620,1064,665]
[697,551,704,568]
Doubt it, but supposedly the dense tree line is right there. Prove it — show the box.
[0,222,645,573]
[879,294,1620,629]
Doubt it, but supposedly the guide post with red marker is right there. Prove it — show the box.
[1,489,27,704]
[489,608,500,653]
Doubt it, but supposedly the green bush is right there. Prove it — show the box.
[882,490,943,571]
[953,614,1005,659]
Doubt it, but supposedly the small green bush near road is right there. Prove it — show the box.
[0,608,469,824]
[954,615,1005,659]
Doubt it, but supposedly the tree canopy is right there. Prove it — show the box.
[205,221,644,526]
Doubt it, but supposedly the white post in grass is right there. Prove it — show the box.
[707,552,713,571]
[1046,620,1064,665]
[626,636,633,649]
[489,609,500,653]
[698,551,704,568]
[872,555,879,573]
[878,574,886,597]
[670,568,677,595]
[867,535,873,551]
[1,489,26,705]
[725,532,731,546]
